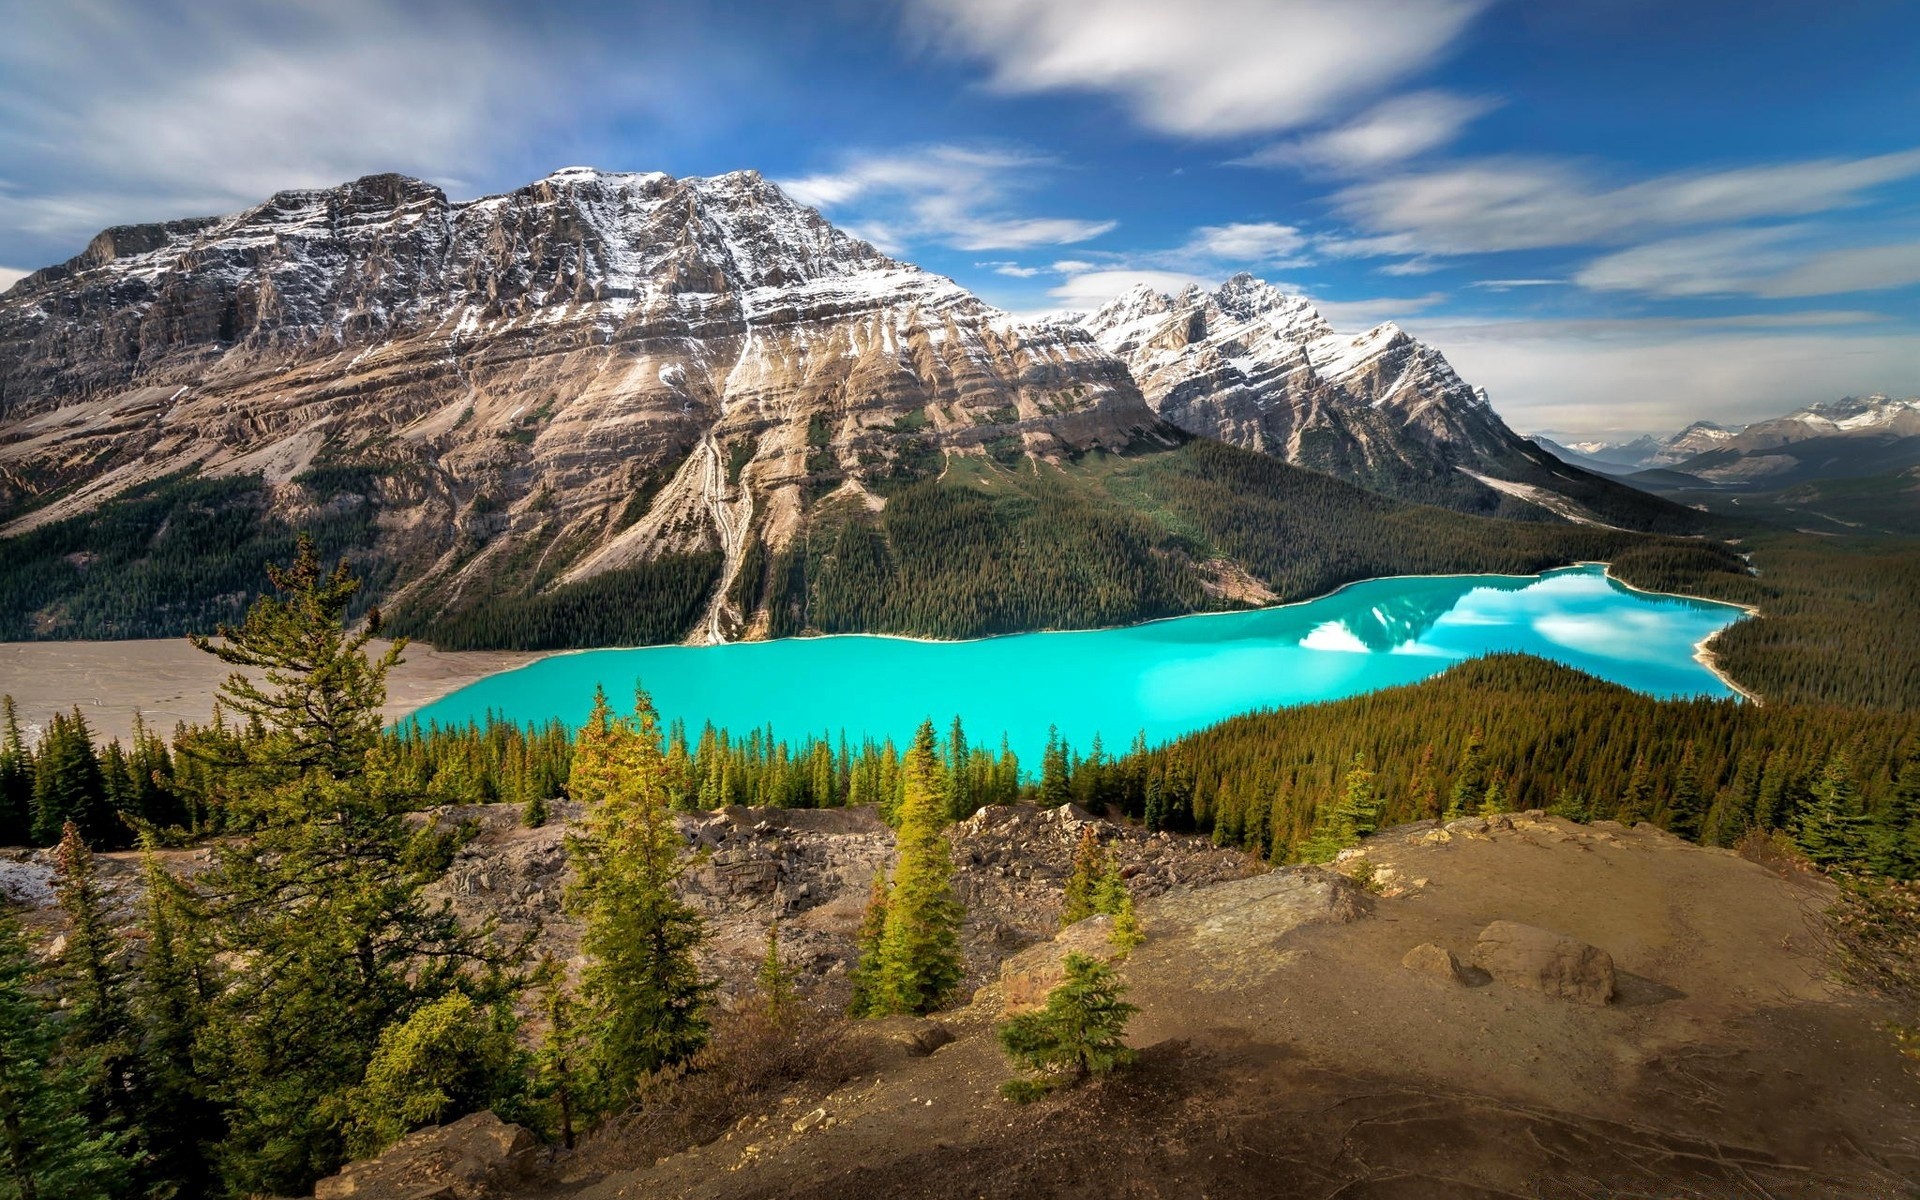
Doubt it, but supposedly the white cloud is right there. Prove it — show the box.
[1334,149,1920,255]
[778,144,1115,251]
[1419,316,1920,433]
[979,261,1045,277]
[0,267,27,292]
[1576,229,1920,299]
[1047,268,1212,309]
[1313,291,1447,329]
[1180,221,1307,264]
[1235,91,1495,172]
[903,0,1488,137]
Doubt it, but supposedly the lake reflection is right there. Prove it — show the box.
[408,565,1745,762]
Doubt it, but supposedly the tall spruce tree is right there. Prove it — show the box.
[0,699,30,847]
[0,910,127,1200]
[868,721,964,1016]
[186,538,517,1196]
[30,711,111,848]
[1794,753,1871,870]
[134,839,219,1199]
[49,824,142,1182]
[1445,729,1486,819]
[846,869,891,1018]
[1297,754,1380,864]
[1869,760,1920,880]
[565,686,711,1110]
[1061,827,1103,926]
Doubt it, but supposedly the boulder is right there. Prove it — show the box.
[996,914,1117,1014]
[1401,941,1468,984]
[1470,921,1615,1005]
[312,1111,537,1200]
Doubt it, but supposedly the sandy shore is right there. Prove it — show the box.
[0,638,544,745]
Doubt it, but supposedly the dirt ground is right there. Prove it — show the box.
[0,637,540,743]
[540,816,1920,1199]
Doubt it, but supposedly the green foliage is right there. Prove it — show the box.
[861,722,965,1017]
[179,539,521,1196]
[30,711,112,847]
[337,992,526,1159]
[755,921,801,1026]
[0,911,128,1200]
[0,472,381,640]
[0,700,32,846]
[1794,753,1872,869]
[528,956,583,1150]
[393,553,721,651]
[1094,855,1144,957]
[50,825,141,1157]
[1061,827,1103,926]
[565,687,712,1110]
[996,953,1137,1101]
[846,871,891,1019]
[1296,753,1381,864]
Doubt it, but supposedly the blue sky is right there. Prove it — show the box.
[1,0,1915,437]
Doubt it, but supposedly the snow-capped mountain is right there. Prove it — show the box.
[1082,274,1673,523]
[0,169,1697,640]
[0,168,1157,639]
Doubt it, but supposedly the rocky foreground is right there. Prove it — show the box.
[12,808,1917,1198]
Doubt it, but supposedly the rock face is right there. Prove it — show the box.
[1079,274,1649,519]
[0,168,1159,641]
[1470,920,1616,1005]
[312,1111,537,1200]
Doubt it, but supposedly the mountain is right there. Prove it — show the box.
[0,169,1699,646]
[1081,275,1690,529]
[1665,396,1920,486]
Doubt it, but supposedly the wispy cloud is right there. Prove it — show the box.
[0,267,27,292]
[903,0,1488,137]
[779,144,1116,251]
[1178,222,1309,264]
[1233,91,1496,172]
[0,0,696,258]
[1577,229,1920,298]
[1331,149,1920,255]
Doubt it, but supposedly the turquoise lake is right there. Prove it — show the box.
[408,565,1747,762]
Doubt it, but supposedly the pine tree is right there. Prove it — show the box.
[1408,744,1440,822]
[529,956,581,1150]
[947,716,972,821]
[186,540,518,1196]
[0,698,30,846]
[869,721,964,1016]
[1667,742,1704,840]
[565,686,711,1110]
[49,825,142,1169]
[1040,726,1070,807]
[1297,754,1379,863]
[0,910,128,1200]
[1794,753,1871,870]
[1868,760,1920,880]
[1061,826,1103,926]
[995,953,1137,1102]
[30,711,110,848]
[1616,754,1653,825]
[1478,770,1508,817]
[1094,854,1144,957]
[755,920,801,1025]
[337,992,524,1159]
[1445,729,1486,819]
[133,838,219,1199]
[846,869,891,1018]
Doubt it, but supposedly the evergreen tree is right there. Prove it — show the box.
[995,953,1137,1102]
[0,910,127,1200]
[186,540,517,1196]
[1667,742,1705,839]
[0,699,30,846]
[1040,727,1070,807]
[1616,755,1653,825]
[1478,770,1509,817]
[869,721,964,1016]
[134,838,219,1199]
[30,711,110,848]
[565,686,711,1109]
[755,920,801,1025]
[1794,753,1871,870]
[1297,754,1380,864]
[846,870,891,1018]
[49,825,141,1173]
[1061,827,1103,926]
[1445,729,1486,819]
[1094,853,1144,957]
[1869,760,1920,880]
[947,716,972,820]
[529,956,582,1150]
[337,992,524,1159]
[1407,744,1440,822]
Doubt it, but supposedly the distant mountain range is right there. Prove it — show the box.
[1534,395,1920,489]
[0,167,1694,643]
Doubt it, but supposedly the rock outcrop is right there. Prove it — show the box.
[1470,919,1616,1005]
[312,1111,538,1200]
